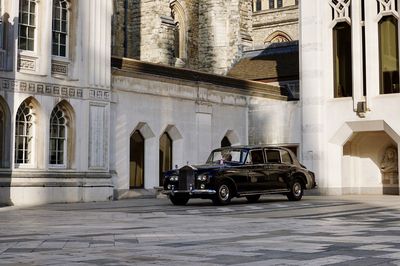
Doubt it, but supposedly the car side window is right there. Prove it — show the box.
[250,150,265,164]
[281,150,293,164]
[265,150,281,163]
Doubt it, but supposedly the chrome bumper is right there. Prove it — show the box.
[162,188,216,196]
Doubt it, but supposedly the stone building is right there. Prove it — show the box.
[109,0,301,198]
[112,0,253,75]
[0,0,302,205]
[0,0,114,205]
[251,0,298,49]
[301,0,400,195]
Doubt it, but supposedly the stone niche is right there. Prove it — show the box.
[380,146,399,195]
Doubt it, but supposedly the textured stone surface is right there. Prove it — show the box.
[1,195,400,265]
[112,0,255,75]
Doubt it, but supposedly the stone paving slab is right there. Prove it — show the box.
[1,195,400,265]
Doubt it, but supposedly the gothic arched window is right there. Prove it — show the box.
[379,15,399,94]
[333,22,353,97]
[18,0,36,51]
[15,101,34,164]
[171,1,186,61]
[49,105,67,165]
[52,0,69,57]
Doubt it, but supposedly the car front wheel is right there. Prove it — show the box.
[212,182,232,205]
[287,179,304,201]
[169,194,189,206]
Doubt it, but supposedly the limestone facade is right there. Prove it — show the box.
[110,58,300,196]
[0,0,302,206]
[301,0,400,195]
[0,0,113,205]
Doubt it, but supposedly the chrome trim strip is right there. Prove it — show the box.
[162,189,216,195]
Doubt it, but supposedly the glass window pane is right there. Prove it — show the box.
[379,16,400,94]
[30,14,35,25]
[27,39,34,51]
[30,1,35,12]
[22,13,29,24]
[21,0,29,12]
[333,22,353,98]
[28,27,34,38]
[58,152,63,164]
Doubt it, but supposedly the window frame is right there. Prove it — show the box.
[332,21,353,98]
[52,0,70,58]
[264,149,282,164]
[378,14,400,94]
[247,149,265,165]
[280,150,293,164]
[14,101,34,167]
[49,105,67,168]
[0,0,4,50]
[18,0,37,52]
[269,0,275,9]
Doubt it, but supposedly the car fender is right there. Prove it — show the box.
[214,175,238,195]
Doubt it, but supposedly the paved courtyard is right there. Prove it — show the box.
[1,195,400,265]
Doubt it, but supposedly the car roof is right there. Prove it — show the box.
[212,145,292,152]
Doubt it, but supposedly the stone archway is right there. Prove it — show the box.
[130,122,155,189]
[222,130,240,147]
[130,130,145,189]
[159,125,183,186]
[331,120,400,195]
[0,96,10,168]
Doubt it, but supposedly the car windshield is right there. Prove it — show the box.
[207,149,248,164]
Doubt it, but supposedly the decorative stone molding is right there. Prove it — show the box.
[0,78,111,101]
[377,0,399,18]
[51,61,69,76]
[18,57,36,71]
[329,0,351,25]
[88,103,108,169]
[0,78,88,100]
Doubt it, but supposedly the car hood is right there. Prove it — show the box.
[164,162,236,176]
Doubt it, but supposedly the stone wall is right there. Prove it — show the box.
[112,0,252,75]
[252,5,299,48]
[112,0,175,65]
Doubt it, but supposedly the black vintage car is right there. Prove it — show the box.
[162,145,317,205]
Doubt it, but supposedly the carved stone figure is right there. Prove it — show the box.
[380,146,398,185]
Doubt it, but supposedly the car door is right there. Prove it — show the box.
[264,149,285,190]
[247,149,270,191]
[278,149,295,189]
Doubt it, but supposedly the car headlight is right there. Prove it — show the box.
[197,174,209,182]
[169,176,179,182]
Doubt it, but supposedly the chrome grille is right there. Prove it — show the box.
[178,166,195,190]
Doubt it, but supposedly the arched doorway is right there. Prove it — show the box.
[0,97,10,168]
[130,131,145,189]
[159,132,173,186]
[0,106,4,166]
[221,136,231,147]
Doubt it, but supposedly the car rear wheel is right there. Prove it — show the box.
[212,182,232,205]
[169,194,189,206]
[246,195,261,203]
[287,179,303,201]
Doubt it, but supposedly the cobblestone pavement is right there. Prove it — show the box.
[1,195,400,265]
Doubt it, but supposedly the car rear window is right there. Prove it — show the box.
[265,150,281,163]
[281,150,293,164]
